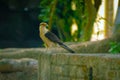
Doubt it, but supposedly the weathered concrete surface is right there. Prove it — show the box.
[0,47,119,80]
[0,58,38,72]
[0,69,37,80]
[38,53,120,80]
[0,58,38,80]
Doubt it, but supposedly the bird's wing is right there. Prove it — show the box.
[45,31,75,53]
[45,31,61,43]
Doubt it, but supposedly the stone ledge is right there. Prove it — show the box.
[38,53,120,80]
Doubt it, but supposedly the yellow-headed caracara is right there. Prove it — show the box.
[39,22,75,53]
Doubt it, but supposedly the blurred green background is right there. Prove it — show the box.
[3,0,120,50]
[0,0,87,48]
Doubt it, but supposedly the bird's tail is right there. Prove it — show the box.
[58,42,75,53]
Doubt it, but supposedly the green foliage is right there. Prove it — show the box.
[38,0,86,41]
[109,42,120,54]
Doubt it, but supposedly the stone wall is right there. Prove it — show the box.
[0,70,37,80]
[38,53,120,80]
[0,58,38,80]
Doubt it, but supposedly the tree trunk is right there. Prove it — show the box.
[82,0,101,41]
[104,0,114,38]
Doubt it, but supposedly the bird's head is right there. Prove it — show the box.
[40,22,48,27]
[39,22,49,32]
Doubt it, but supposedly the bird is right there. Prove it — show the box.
[39,22,75,53]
